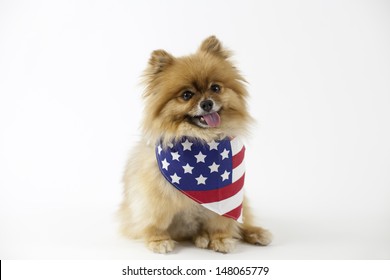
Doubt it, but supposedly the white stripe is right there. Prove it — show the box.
[230,137,244,156]
[201,187,244,216]
[232,161,245,182]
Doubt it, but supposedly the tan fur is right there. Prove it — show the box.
[118,36,272,253]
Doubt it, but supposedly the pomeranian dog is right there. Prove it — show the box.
[119,36,272,253]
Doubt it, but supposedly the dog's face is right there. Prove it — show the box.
[142,36,252,143]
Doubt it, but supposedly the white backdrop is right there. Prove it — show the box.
[1,0,389,259]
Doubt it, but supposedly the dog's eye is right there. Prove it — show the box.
[210,84,221,93]
[182,91,194,101]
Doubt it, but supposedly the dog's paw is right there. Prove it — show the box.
[148,239,175,254]
[243,227,272,246]
[194,234,210,249]
[209,237,236,253]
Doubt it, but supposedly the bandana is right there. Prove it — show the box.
[156,137,245,222]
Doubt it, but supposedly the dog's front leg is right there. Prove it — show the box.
[144,209,176,254]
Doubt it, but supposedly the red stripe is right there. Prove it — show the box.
[232,146,245,168]
[183,174,245,204]
[223,203,242,220]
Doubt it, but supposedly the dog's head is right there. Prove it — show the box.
[141,36,252,144]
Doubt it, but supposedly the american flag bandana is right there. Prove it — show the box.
[156,137,245,222]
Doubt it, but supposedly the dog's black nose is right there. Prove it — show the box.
[200,100,213,112]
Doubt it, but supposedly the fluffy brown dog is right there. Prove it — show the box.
[119,36,272,253]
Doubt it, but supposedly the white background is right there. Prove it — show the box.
[0,0,389,259]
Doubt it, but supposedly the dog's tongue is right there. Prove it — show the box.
[203,112,221,127]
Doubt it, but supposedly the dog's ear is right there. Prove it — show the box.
[148,49,174,74]
[198,36,231,59]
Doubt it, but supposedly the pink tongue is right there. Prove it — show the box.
[203,112,221,127]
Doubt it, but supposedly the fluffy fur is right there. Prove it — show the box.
[119,36,272,253]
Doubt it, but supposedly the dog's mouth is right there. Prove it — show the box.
[190,111,221,128]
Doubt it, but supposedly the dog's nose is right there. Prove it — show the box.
[200,100,214,112]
